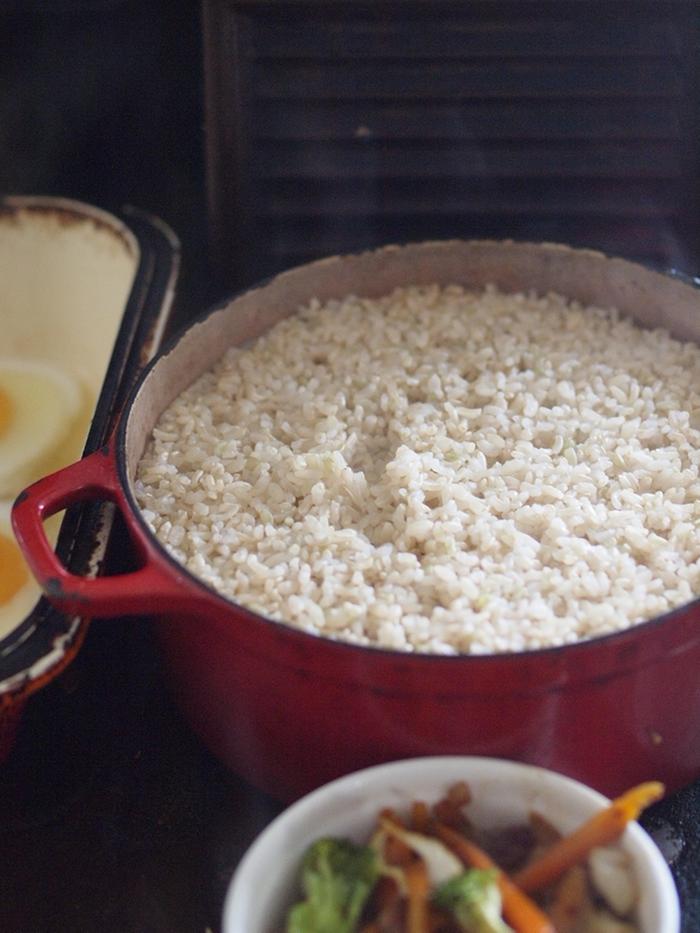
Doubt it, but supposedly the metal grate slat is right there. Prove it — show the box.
[204,1,700,284]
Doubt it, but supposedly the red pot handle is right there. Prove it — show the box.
[12,443,199,618]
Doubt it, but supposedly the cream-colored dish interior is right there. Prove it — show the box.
[0,202,138,640]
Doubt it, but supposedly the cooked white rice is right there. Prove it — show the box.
[135,284,700,654]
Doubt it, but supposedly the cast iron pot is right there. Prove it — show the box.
[12,240,700,803]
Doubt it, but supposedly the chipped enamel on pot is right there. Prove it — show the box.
[13,241,700,800]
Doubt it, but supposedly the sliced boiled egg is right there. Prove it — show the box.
[0,502,42,639]
[0,358,83,498]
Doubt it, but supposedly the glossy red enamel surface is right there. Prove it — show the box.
[152,599,700,802]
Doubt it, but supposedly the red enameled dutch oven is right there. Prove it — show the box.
[12,240,700,803]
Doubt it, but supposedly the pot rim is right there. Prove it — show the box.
[115,237,700,664]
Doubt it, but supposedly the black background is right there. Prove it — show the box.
[1,0,215,325]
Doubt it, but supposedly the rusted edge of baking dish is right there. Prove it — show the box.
[0,195,179,707]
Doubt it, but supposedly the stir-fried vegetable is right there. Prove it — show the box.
[282,781,663,933]
[513,783,664,894]
[435,823,556,933]
[433,869,514,933]
[287,837,380,933]
[379,819,464,886]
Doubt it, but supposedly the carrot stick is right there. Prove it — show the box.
[435,822,555,933]
[513,781,664,894]
[381,809,415,865]
[411,800,430,833]
[384,834,414,866]
[446,781,472,809]
[432,781,472,830]
[405,858,430,933]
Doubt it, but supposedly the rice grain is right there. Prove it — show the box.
[135,285,700,654]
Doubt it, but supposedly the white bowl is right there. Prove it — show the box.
[223,756,680,933]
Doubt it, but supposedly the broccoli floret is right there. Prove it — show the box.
[286,837,379,933]
[433,868,514,933]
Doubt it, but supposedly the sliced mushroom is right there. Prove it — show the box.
[588,846,637,917]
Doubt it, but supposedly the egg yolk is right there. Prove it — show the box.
[0,387,11,438]
[0,532,28,606]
